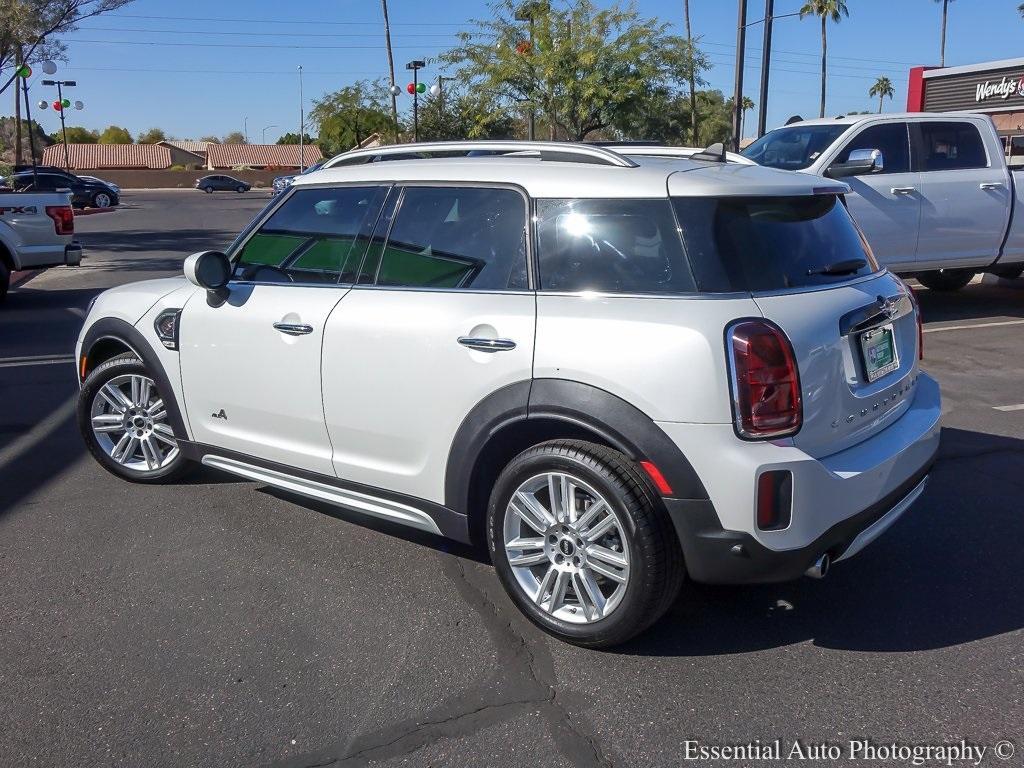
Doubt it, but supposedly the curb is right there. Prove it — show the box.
[76,207,117,216]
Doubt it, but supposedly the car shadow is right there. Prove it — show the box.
[913,277,1024,324]
[618,426,1024,656]
[76,228,241,256]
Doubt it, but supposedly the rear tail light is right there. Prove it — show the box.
[907,286,924,360]
[756,470,793,530]
[727,319,802,439]
[45,205,74,235]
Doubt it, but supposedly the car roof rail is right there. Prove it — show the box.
[324,140,639,169]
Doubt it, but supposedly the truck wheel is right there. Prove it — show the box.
[77,353,190,484]
[487,439,684,648]
[917,269,975,292]
[0,260,9,304]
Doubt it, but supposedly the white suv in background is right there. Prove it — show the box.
[75,141,941,647]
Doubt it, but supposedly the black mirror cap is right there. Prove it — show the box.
[184,250,231,291]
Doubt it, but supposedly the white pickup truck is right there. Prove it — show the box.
[0,187,82,302]
[742,112,1024,290]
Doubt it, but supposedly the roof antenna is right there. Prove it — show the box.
[690,141,728,163]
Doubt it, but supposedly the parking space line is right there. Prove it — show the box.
[923,319,1024,334]
[993,404,1024,412]
[0,354,75,369]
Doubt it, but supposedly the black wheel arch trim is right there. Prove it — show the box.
[80,317,190,440]
[443,378,709,516]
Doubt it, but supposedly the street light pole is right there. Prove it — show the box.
[298,65,304,172]
[406,60,425,142]
[756,0,774,138]
[731,0,747,152]
[243,116,249,143]
[43,79,76,171]
[262,124,278,143]
[515,4,541,141]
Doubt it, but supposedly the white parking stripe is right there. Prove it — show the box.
[923,319,1024,334]
[993,404,1024,412]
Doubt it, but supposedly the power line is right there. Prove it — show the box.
[65,38,451,50]
[107,12,470,27]
[77,25,466,39]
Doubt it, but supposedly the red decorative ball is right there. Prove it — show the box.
[406,83,415,94]
[53,100,62,111]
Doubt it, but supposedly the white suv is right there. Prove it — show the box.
[75,141,941,647]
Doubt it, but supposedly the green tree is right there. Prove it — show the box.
[725,95,755,139]
[198,135,220,144]
[934,0,955,67]
[443,0,708,142]
[417,86,517,141]
[799,0,849,118]
[60,125,98,142]
[136,127,167,143]
[222,131,246,144]
[97,124,131,143]
[310,79,393,155]
[692,90,733,145]
[276,132,314,145]
[868,76,894,113]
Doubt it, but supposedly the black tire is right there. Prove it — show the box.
[487,439,684,648]
[92,191,112,209]
[916,269,975,291]
[236,185,246,193]
[203,186,213,194]
[0,259,9,304]
[77,353,190,484]
[991,265,1024,280]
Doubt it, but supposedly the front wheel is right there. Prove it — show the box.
[203,186,213,194]
[916,269,975,291]
[487,440,684,648]
[77,353,190,483]
[92,191,112,208]
[236,185,246,193]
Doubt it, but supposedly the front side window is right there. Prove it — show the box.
[919,121,988,171]
[234,186,387,284]
[673,195,879,293]
[833,123,910,174]
[536,198,696,294]
[741,125,850,170]
[371,186,528,290]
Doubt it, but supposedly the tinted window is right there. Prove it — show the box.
[373,186,527,290]
[673,195,878,293]
[235,186,386,284]
[919,122,988,171]
[834,123,910,174]
[741,125,849,170]
[536,199,696,294]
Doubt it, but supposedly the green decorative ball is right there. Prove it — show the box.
[416,82,426,94]
[61,98,70,108]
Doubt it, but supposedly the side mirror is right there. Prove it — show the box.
[828,148,884,178]
[184,251,231,291]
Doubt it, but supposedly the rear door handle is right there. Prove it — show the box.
[890,186,916,195]
[980,181,1004,190]
[273,322,314,336]
[457,336,516,352]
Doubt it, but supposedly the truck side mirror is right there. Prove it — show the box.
[827,148,884,178]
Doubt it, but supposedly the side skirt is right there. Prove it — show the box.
[180,441,469,543]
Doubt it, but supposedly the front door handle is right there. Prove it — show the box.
[890,186,916,195]
[980,181,1005,190]
[273,322,314,336]
[457,336,516,352]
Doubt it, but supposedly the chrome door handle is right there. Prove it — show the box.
[457,336,516,352]
[890,186,916,195]
[273,322,314,336]
[980,182,1004,190]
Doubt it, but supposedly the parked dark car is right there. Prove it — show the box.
[196,175,251,193]
[272,161,325,195]
[11,170,119,209]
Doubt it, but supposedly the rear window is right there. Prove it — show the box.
[672,195,879,293]
[741,125,849,170]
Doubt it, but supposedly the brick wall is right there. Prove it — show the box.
[92,169,289,189]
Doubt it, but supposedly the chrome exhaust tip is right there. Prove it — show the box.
[805,553,830,580]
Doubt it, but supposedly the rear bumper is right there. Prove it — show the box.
[657,372,941,584]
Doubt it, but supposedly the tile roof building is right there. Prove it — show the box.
[41,143,173,169]
[207,143,323,169]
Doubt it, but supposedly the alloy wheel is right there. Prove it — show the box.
[503,472,630,624]
[89,374,178,472]
[94,192,111,208]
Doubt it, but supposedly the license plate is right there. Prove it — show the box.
[860,324,900,382]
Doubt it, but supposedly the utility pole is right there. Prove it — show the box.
[731,0,748,152]
[515,4,539,141]
[14,48,24,168]
[756,0,774,138]
[20,72,39,179]
[381,0,399,143]
[684,0,699,146]
[298,65,304,172]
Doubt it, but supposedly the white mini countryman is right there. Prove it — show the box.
[76,141,941,647]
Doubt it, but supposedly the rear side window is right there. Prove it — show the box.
[372,186,528,290]
[235,186,386,284]
[673,195,878,293]
[919,122,988,171]
[834,123,910,174]
[536,199,696,294]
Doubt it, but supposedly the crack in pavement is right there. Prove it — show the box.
[271,556,612,768]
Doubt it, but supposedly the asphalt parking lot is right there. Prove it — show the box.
[1,190,1022,768]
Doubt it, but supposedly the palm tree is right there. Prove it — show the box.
[727,96,756,138]
[684,0,699,145]
[799,0,849,118]
[1019,2,1024,17]
[868,76,895,113]
[934,0,955,67]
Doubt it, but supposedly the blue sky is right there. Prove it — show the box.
[13,0,1024,143]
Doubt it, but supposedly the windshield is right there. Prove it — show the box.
[742,125,850,170]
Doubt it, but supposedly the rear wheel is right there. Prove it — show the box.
[916,269,975,292]
[77,353,189,483]
[487,440,683,648]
